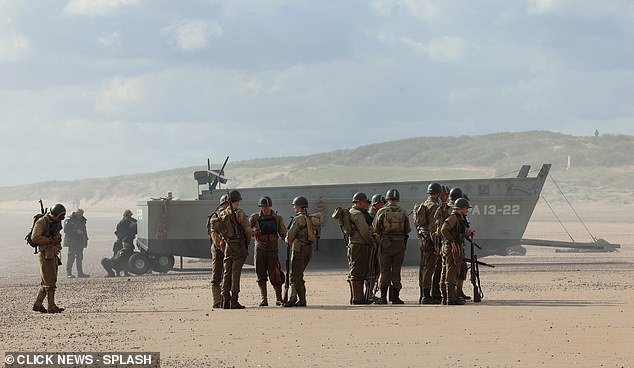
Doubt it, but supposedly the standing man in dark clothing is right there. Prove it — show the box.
[64,209,89,278]
[114,209,137,254]
[32,203,66,314]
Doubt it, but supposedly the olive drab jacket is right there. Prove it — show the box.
[415,196,440,237]
[286,213,312,248]
[32,215,63,257]
[249,210,288,251]
[441,210,471,246]
[372,204,411,238]
[348,206,373,245]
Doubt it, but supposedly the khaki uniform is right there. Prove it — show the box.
[220,207,252,305]
[432,202,450,300]
[415,196,440,302]
[440,210,471,304]
[348,206,374,303]
[249,210,288,305]
[372,204,411,300]
[285,213,313,306]
[31,215,63,311]
[208,207,226,308]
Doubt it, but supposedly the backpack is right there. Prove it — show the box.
[412,202,428,228]
[25,212,46,254]
[306,212,324,242]
[382,208,405,234]
[331,207,353,236]
[208,211,233,239]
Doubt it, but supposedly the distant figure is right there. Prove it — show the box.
[284,196,314,307]
[595,129,599,137]
[207,194,229,308]
[347,192,374,304]
[414,183,443,305]
[63,209,90,278]
[101,209,137,277]
[32,203,66,314]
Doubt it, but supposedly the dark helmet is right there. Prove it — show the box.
[50,203,66,217]
[258,196,273,207]
[462,194,470,201]
[292,196,308,208]
[427,182,442,195]
[352,192,369,203]
[453,198,471,209]
[449,187,463,201]
[441,185,450,195]
[228,190,242,202]
[219,194,229,204]
[385,189,400,201]
[371,194,385,205]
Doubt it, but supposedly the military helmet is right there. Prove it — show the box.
[258,196,273,207]
[228,190,242,202]
[123,209,133,217]
[352,192,369,203]
[453,198,471,209]
[462,194,470,201]
[427,182,442,195]
[51,203,66,217]
[441,185,450,195]
[219,194,229,204]
[449,187,463,201]
[292,196,308,207]
[371,194,385,205]
[385,188,400,201]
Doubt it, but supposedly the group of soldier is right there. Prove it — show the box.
[206,183,475,310]
[207,190,316,309]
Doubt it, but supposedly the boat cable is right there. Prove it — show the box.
[540,194,576,243]
[548,173,598,242]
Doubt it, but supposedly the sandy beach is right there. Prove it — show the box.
[1,204,633,367]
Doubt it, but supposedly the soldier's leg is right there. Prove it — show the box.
[284,244,302,307]
[376,240,391,304]
[440,245,449,305]
[40,252,63,313]
[221,251,234,309]
[296,244,312,306]
[76,248,89,277]
[421,245,436,303]
[211,246,224,308]
[390,245,405,304]
[418,239,425,302]
[66,248,76,277]
[346,245,353,304]
[445,254,462,305]
[431,256,442,301]
[255,247,268,306]
[230,248,246,309]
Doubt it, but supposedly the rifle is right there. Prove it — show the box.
[226,190,247,258]
[283,216,295,304]
[465,237,494,302]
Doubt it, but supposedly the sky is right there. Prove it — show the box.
[2,0,634,186]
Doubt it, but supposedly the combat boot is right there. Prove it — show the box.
[447,285,464,305]
[222,293,231,309]
[230,292,245,309]
[422,289,440,305]
[274,285,283,306]
[283,285,298,307]
[351,281,369,305]
[296,287,307,307]
[457,280,471,300]
[375,287,388,305]
[32,287,47,313]
[46,289,64,313]
[258,282,268,307]
[392,288,405,305]
[211,284,222,308]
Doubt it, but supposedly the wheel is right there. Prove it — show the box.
[150,254,175,273]
[127,252,151,275]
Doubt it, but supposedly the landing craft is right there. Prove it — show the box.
[129,161,556,274]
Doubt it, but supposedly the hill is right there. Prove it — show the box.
[1,130,632,210]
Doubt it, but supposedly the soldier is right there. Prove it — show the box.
[372,189,411,304]
[348,192,374,304]
[63,208,90,278]
[440,198,475,305]
[448,187,471,301]
[31,203,66,313]
[208,194,229,308]
[430,185,450,302]
[249,196,288,307]
[414,183,442,304]
[220,190,252,309]
[369,194,385,219]
[283,196,314,307]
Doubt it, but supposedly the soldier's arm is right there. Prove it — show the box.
[441,215,457,243]
[353,212,372,244]
[286,215,301,244]
[277,214,288,239]
[238,211,252,244]
[371,210,382,235]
